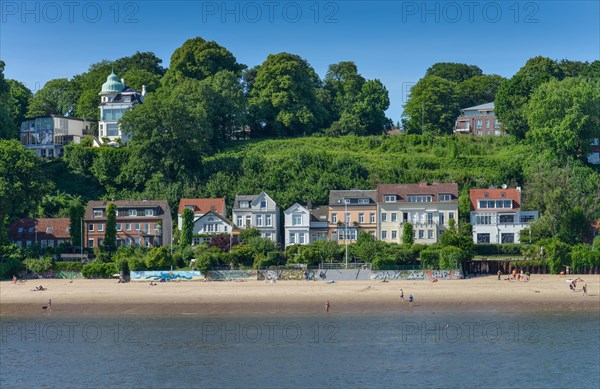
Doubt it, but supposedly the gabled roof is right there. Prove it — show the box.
[470,188,521,211]
[233,192,277,209]
[309,206,329,223]
[8,218,71,240]
[461,102,494,111]
[196,210,232,226]
[178,198,225,216]
[377,183,458,202]
[284,203,308,214]
[329,190,377,206]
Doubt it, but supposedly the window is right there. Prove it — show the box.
[88,224,94,231]
[126,237,132,247]
[439,213,445,225]
[128,209,137,216]
[408,196,432,203]
[476,119,482,129]
[299,234,305,244]
[486,119,490,128]
[134,223,140,231]
[358,198,369,204]
[501,233,515,243]
[391,213,397,222]
[94,210,103,217]
[46,226,53,233]
[476,215,491,225]
[116,238,122,247]
[97,224,103,232]
[88,238,94,247]
[289,233,296,244]
[345,213,350,223]
[494,119,500,129]
[256,215,263,226]
[134,238,141,246]
[144,223,150,232]
[384,195,396,202]
[116,223,122,231]
[504,200,512,208]
[206,224,215,232]
[381,213,387,222]
[331,214,337,223]
[439,194,452,202]
[98,238,103,247]
[18,227,23,233]
[154,224,159,231]
[370,213,375,223]
[240,201,250,208]
[428,230,434,239]
[520,214,535,223]
[499,215,514,224]
[477,233,490,243]
[427,213,434,225]
[126,223,131,231]
[418,230,424,239]
[381,230,387,239]
[245,216,251,228]
[496,200,503,208]
[236,216,243,227]
[145,209,154,216]
[403,212,409,222]
[479,201,487,209]
[449,212,455,220]
[260,200,267,208]
[391,230,397,239]
[292,214,302,226]
[265,214,272,226]
[106,123,119,137]
[358,213,364,223]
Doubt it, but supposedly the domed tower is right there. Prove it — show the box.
[98,71,144,145]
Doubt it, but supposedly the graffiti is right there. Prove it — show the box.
[130,271,204,281]
[371,270,462,281]
[56,271,83,279]
[208,270,257,280]
[257,269,305,281]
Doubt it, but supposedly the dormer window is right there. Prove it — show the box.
[357,198,368,204]
[185,205,194,210]
[145,209,154,216]
[484,192,488,198]
[18,227,24,233]
[501,192,505,198]
[94,210,103,217]
[46,227,53,233]
[439,194,452,202]
[384,195,396,202]
[128,209,137,216]
[240,201,250,208]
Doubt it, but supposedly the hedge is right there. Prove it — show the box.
[473,244,527,256]
[52,262,84,272]
[81,261,118,279]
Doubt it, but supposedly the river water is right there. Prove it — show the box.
[1,311,599,388]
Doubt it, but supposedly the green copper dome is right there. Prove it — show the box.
[101,72,124,93]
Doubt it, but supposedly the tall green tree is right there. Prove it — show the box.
[0,61,15,139]
[180,208,194,247]
[402,223,414,246]
[104,203,117,252]
[402,76,459,134]
[324,61,366,121]
[248,53,326,137]
[425,63,483,83]
[525,77,600,161]
[27,78,79,117]
[163,37,245,84]
[68,203,85,249]
[456,74,505,108]
[495,56,564,138]
[6,79,33,137]
[0,140,47,243]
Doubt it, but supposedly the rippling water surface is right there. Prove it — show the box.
[1,311,599,388]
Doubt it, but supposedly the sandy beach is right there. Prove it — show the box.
[1,275,599,317]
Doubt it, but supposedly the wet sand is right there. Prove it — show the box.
[1,275,598,316]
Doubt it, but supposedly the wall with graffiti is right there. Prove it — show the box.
[318,269,371,281]
[207,270,257,281]
[130,271,204,281]
[371,269,463,281]
[257,269,309,281]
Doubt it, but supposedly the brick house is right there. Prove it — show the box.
[328,190,378,243]
[454,102,504,136]
[8,218,71,249]
[84,200,172,249]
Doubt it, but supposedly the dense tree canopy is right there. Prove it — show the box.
[425,63,483,83]
[0,61,15,139]
[403,76,459,135]
[27,78,79,117]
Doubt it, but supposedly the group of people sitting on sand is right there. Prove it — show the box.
[499,269,530,282]
[31,285,46,291]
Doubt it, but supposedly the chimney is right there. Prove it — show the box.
[121,78,125,87]
[141,85,146,97]
[307,199,312,209]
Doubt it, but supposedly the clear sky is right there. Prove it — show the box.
[1,0,598,122]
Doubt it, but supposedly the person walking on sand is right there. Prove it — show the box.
[400,289,404,302]
[583,284,588,296]
[497,270,502,281]
[12,275,17,284]
[325,301,330,312]
[409,294,413,306]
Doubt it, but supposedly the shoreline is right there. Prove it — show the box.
[1,275,598,317]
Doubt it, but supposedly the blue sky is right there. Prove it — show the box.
[1,0,598,122]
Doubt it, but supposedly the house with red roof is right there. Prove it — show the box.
[8,218,71,249]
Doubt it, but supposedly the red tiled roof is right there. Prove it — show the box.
[376,183,458,202]
[178,198,225,216]
[8,218,71,241]
[470,188,521,211]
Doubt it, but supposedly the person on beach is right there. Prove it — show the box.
[409,294,413,305]
[497,270,501,281]
[12,275,17,284]
[325,301,330,312]
[400,289,404,302]
[583,284,588,296]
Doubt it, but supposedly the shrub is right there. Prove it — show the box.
[0,258,25,279]
[52,262,83,272]
[23,256,53,274]
[81,261,118,278]
[145,247,174,270]
[439,246,465,270]
[420,249,440,269]
[372,256,396,270]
